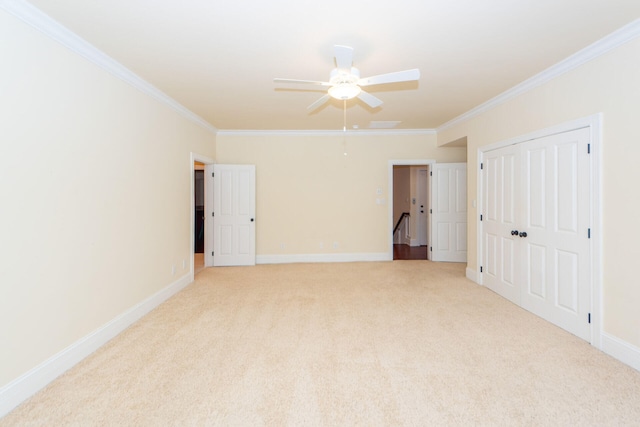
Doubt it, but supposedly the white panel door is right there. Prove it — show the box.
[520,128,591,341]
[431,163,467,262]
[204,164,215,267]
[481,127,591,341]
[482,145,521,304]
[213,164,256,266]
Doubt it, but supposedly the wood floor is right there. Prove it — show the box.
[393,244,428,260]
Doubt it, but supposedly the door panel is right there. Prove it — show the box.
[521,128,591,340]
[431,163,467,262]
[213,164,256,266]
[482,145,520,304]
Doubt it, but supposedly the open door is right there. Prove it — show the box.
[213,164,256,266]
[204,163,214,267]
[431,163,467,262]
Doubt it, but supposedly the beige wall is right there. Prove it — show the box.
[438,38,640,348]
[0,10,215,387]
[216,133,465,256]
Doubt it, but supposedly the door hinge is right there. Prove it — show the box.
[480,214,483,221]
[430,209,432,214]
[480,266,483,273]
[430,171,432,176]
[588,313,591,324]
[587,144,591,154]
[430,246,432,252]
[212,251,214,256]
[212,172,215,177]
[588,228,591,239]
[480,162,483,170]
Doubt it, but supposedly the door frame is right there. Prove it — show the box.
[388,159,436,260]
[477,113,602,348]
[190,152,215,281]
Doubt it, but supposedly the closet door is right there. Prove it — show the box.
[481,128,591,341]
[482,145,521,304]
[520,128,591,341]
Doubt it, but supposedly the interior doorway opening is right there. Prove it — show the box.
[190,153,215,280]
[392,164,430,260]
[388,159,435,261]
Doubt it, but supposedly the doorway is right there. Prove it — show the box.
[194,164,205,274]
[392,164,430,260]
[190,153,214,279]
[389,160,435,260]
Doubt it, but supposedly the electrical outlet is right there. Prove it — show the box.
[171,265,176,276]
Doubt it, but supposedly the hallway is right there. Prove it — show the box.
[393,244,428,260]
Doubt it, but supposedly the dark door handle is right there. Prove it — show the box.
[251,218,254,222]
[511,230,519,236]
[519,231,527,238]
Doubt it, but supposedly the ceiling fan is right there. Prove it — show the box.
[274,45,420,111]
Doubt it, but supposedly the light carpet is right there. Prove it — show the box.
[2,261,640,426]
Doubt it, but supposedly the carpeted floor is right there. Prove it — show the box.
[2,261,640,425]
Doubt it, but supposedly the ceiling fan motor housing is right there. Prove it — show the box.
[328,67,361,99]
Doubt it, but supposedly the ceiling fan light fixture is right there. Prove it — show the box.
[328,84,361,100]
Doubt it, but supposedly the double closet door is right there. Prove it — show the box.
[482,127,591,341]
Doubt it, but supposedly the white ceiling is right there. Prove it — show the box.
[26,0,640,131]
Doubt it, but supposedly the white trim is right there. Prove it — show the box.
[0,0,217,135]
[0,272,193,418]
[601,333,640,373]
[477,113,603,349]
[257,252,390,264]
[465,267,478,283]
[437,19,640,132]
[217,129,436,137]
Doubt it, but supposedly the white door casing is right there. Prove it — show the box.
[481,127,591,341]
[431,163,468,262]
[213,164,256,266]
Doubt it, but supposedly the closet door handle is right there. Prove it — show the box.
[519,231,527,238]
[511,230,519,236]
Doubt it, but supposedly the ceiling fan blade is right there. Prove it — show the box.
[307,94,330,111]
[357,90,383,108]
[274,78,331,86]
[334,45,353,70]
[358,69,420,86]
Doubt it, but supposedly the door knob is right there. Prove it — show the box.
[519,231,527,238]
[251,218,254,222]
[511,230,519,236]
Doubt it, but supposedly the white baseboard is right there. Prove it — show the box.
[257,252,391,264]
[601,332,640,372]
[0,273,193,418]
[466,267,478,283]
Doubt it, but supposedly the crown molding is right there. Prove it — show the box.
[217,129,437,137]
[437,18,640,133]
[0,0,217,134]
